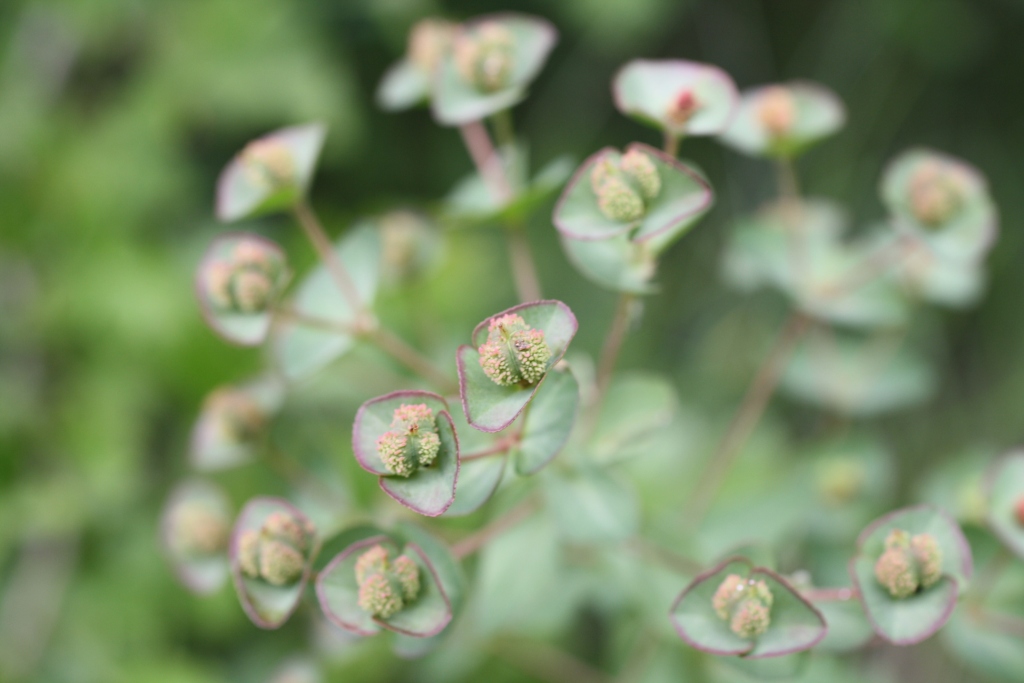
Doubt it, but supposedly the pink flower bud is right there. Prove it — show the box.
[873,529,943,599]
[477,313,552,387]
[665,88,700,128]
[757,86,796,138]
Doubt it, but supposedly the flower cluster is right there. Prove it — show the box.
[756,86,797,139]
[712,574,774,638]
[454,21,515,92]
[355,544,421,619]
[238,511,314,586]
[477,313,552,387]
[905,159,967,228]
[873,529,943,599]
[205,387,266,445]
[590,149,662,223]
[168,500,229,557]
[376,403,442,477]
[204,238,287,315]
[408,19,455,74]
[240,138,296,192]
[665,89,700,129]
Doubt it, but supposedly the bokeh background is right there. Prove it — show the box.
[2,0,1023,681]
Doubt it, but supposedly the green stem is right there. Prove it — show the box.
[663,130,681,157]
[293,200,365,316]
[364,325,457,394]
[596,293,635,399]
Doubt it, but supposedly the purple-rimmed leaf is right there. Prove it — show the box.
[880,148,997,263]
[850,504,973,645]
[195,233,290,346]
[431,13,557,126]
[553,144,713,243]
[377,59,432,112]
[316,535,453,638]
[719,82,845,159]
[812,597,874,653]
[612,59,739,137]
[352,390,458,517]
[216,123,327,222]
[743,569,827,658]
[560,232,658,294]
[229,498,318,630]
[590,372,677,466]
[442,404,507,517]
[189,375,284,471]
[986,451,1024,560]
[513,367,579,475]
[546,469,639,543]
[670,558,757,656]
[394,522,467,615]
[160,479,232,595]
[271,223,380,381]
[459,300,578,433]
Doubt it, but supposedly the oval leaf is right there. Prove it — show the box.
[160,479,232,595]
[377,59,431,111]
[513,367,579,475]
[560,232,658,294]
[379,411,460,517]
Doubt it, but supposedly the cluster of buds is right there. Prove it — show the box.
[873,529,943,599]
[757,86,797,139]
[239,138,297,192]
[204,238,286,315]
[906,160,966,227]
[380,211,434,283]
[454,21,515,92]
[206,387,266,445]
[590,149,662,223]
[665,89,700,129]
[376,404,442,477]
[816,458,866,506]
[712,574,774,638]
[408,19,456,74]
[355,544,421,619]
[477,313,552,387]
[238,511,314,586]
[169,501,229,557]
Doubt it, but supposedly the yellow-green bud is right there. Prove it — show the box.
[207,388,266,445]
[816,458,866,506]
[596,176,645,222]
[408,19,456,73]
[238,530,261,579]
[907,161,965,227]
[620,149,661,200]
[259,539,305,586]
[376,404,442,477]
[393,554,420,601]
[204,238,286,315]
[477,313,552,387]
[354,545,421,618]
[240,138,296,191]
[358,572,404,619]
[172,503,229,556]
[757,86,796,138]
[454,22,515,92]
[589,151,660,222]
[874,529,943,599]
[712,574,774,639]
[237,512,313,586]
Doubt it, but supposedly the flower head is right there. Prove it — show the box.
[873,529,943,599]
[203,238,286,315]
[665,88,700,128]
[237,511,313,586]
[589,150,662,223]
[408,19,456,73]
[354,544,422,618]
[240,138,296,191]
[477,313,552,386]
[454,21,515,92]
[757,86,796,138]
[206,388,266,445]
[170,502,229,556]
[907,160,966,227]
[816,457,866,506]
[711,574,774,639]
[376,403,443,477]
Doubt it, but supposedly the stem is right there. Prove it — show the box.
[685,312,811,527]
[626,537,702,576]
[491,108,516,150]
[597,293,635,399]
[293,201,364,314]
[451,497,538,559]
[663,130,680,157]
[364,325,457,394]
[274,306,354,335]
[775,157,800,205]
[461,434,520,461]
[506,223,543,302]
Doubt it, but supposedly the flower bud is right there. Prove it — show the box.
[240,138,296,191]
[477,313,552,387]
[620,149,661,200]
[207,388,266,445]
[712,574,774,639]
[354,545,421,618]
[408,19,456,73]
[596,176,645,222]
[171,502,229,556]
[259,539,305,586]
[665,89,700,128]
[238,530,261,579]
[907,161,965,227]
[203,237,286,316]
[376,404,443,477]
[263,511,309,552]
[1016,498,1024,527]
[237,512,313,586]
[757,86,796,138]
[873,529,943,599]
[816,458,866,506]
[454,22,515,92]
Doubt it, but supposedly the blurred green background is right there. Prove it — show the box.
[1,0,1023,681]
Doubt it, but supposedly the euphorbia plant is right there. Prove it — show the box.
[159,8,1024,681]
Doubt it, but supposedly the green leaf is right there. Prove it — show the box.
[230,498,318,630]
[670,558,757,656]
[560,232,658,294]
[195,233,290,346]
[612,59,739,137]
[378,543,453,637]
[719,82,844,158]
[781,331,935,416]
[444,455,506,517]
[160,479,232,595]
[813,598,874,653]
[513,367,579,475]
[546,469,639,543]
[216,123,326,222]
[880,148,996,262]
[431,13,557,126]
[744,570,827,658]
[589,372,677,465]
[944,606,1024,683]
[379,412,460,517]
[352,391,450,475]
[376,59,430,111]
[553,144,712,244]
[394,522,467,614]
[986,451,1024,560]
[271,223,380,381]
[459,300,578,432]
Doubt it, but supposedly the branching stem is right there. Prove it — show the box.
[293,200,364,315]
[451,497,538,559]
[364,325,457,394]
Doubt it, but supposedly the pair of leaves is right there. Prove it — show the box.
[670,557,827,658]
[352,391,459,517]
[719,82,845,158]
[849,504,973,645]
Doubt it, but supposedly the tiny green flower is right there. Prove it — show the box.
[354,544,422,618]
[874,529,943,599]
[757,86,796,138]
[203,238,286,316]
[236,511,313,586]
[206,388,266,445]
[477,313,552,386]
[258,539,305,586]
[620,149,662,200]
[711,574,774,638]
[358,572,404,619]
[454,21,515,92]
[376,404,443,477]
[589,150,661,222]
[906,160,965,227]
[393,554,421,601]
[408,19,456,74]
[240,138,296,191]
[171,502,229,556]
[596,176,645,222]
